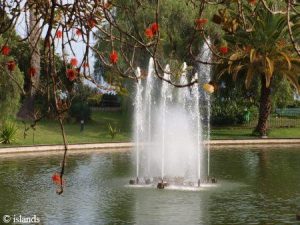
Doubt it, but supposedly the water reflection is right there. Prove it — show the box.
[0,148,299,224]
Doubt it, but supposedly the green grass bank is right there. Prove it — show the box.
[1,111,300,147]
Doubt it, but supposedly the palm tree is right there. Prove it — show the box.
[218,7,300,137]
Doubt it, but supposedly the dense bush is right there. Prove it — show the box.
[69,102,91,122]
[211,69,294,126]
[211,100,244,125]
[68,83,101,121]
[87,94,103,107]
[100,94,121,107]
[0,54,24,122]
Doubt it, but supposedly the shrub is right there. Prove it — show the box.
[0,54,24,121]
[0,122,18,144]
[69,102,91,122]
[87,94,102,107]
[107,123,119,139]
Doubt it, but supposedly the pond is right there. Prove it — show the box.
[0,147,300,225]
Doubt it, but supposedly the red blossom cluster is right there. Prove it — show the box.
[1,45,11,56]
[52,173,65,185]
[66,68,77,81]
[56,30,63,39]
[195,18,208,29]
[87,18,97,29]
[75,28,82,36]
[70,57,78,67]
[110,50,118,64]
[145,22,159,39]
[6,60,16,71]
[219,46,228,54]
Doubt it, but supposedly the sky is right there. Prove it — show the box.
[15,11,96,73]
[15,9,118,93]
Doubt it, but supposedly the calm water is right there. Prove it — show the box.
[0,147,300,225]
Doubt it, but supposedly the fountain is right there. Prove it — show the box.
[131,46,215,189]
[197,40,213,180]
[133,68,143,184]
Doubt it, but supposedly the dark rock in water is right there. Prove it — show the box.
[145,178,151,184]
[296,212,300,220]
[157,182,165,189]
[129,179,135,185]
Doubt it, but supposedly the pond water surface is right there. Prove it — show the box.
[0,147,300,225]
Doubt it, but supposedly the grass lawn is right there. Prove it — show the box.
[1,111,300,147]
[3,111,132,146]
[211,127,300,139]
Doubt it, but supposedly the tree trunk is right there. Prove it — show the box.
[254,75,273,137]
[18,3,40,120]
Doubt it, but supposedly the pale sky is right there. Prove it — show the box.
[13,5,118,92]
[15,11,96,73]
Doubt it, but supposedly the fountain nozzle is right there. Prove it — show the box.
[157,178,166,189]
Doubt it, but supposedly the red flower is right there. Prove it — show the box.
[150,22,159,35]
[56,30,63,38]
[195,18,208,29]
[6,60,16,71]
[87,18,97,29]
[66,69,77,81]
[1,45,10,56]
[70,57,78,67]
[248,0,256,4]
[28,67,36,77]
[52,173,64,185]
[110,50,118,64]
[83,62,89,68]
[145,28,154,39]
[219,46,228,54]
[76,29,82,36]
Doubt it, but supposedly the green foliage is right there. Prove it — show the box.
[87,94,103,107]
[271,76,294,109]
[96,0,219,84]
[212,101,243,126]
[73,83,98,102]
[212,71,294,125]
[69,102,91,122]
[107,123,119,139]
[0,122,18,144]
[213,5,300,128]
[0,41,24,122]
[211,89,258,126]
[212,71,258,125]
[68,83,99,121]
[218,5,300,91]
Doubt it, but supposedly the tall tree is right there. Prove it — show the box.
[18,1,41,119]
[217,6,300,136]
